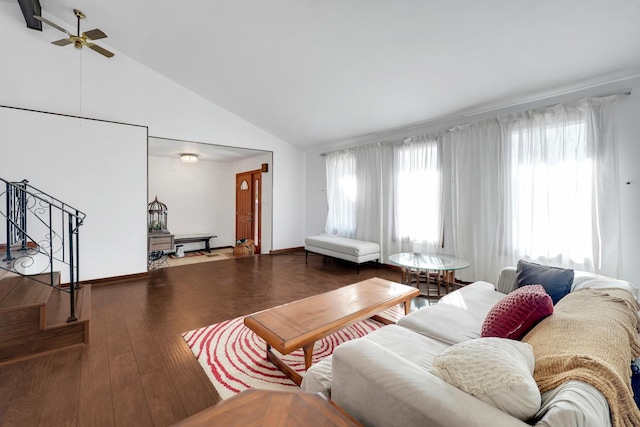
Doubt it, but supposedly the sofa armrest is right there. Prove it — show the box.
[300,357,333,397]
[332,339,528,427]
[497,266,518,294]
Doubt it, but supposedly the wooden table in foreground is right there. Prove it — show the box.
[243,277,419,385]
[172,389,363,427]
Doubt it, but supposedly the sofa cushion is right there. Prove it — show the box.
[301,324,452,397]
[516,260,573,304]
[430,337,541,421]
[481,285,553,340]
[397,281,506,345]
[362,324,450,371]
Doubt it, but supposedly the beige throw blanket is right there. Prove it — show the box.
[523,288,640,427]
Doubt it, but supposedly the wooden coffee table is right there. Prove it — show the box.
[243,277,418,385]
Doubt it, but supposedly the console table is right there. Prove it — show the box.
[174,234,217,252]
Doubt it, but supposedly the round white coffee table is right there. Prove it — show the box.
[388,253,470,298]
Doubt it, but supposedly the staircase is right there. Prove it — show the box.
[0,178,90,363]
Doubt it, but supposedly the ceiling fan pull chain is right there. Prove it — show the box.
[79,51,83,118]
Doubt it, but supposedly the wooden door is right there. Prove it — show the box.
[236,170,262,253]
[251,171,262,254]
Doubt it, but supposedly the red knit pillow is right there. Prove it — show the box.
[481,285,553,340]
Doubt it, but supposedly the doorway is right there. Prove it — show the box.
[148,136,273,256]
[236,169,263,254]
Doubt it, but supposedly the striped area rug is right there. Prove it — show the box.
[182,304,404,400]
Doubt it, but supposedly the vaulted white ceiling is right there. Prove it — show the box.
[15,0,640,149]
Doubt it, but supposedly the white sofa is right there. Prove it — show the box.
[301,267,638,427]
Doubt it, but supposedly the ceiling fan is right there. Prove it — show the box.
[33,9,115,58]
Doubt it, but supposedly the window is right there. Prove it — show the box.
[393,138,441,246]
[508,121,594,266]
[325,151,357,236]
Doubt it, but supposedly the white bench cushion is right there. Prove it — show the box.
[305,234,380,256]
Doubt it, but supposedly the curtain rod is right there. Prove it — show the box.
[320,88,633,156]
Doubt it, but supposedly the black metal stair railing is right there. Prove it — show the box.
[0,178,86,322]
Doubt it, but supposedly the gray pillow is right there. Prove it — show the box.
[516,260,574,304]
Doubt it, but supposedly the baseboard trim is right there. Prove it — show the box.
[89,272,150,286]
[269,246,304,255]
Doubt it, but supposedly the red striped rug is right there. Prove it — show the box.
[182,305,404,400]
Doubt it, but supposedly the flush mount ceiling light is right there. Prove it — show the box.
[180,153,199,163]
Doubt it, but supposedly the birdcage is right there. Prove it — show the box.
[148,196,169,233]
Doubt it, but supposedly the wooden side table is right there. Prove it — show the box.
[148,233,174,269]
[173,389,362,427]
[148,233,175,251]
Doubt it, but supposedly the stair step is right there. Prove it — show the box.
[1,250,19,273]
[0,273,90,364]
[0,266,15,281]
[0,275,50,307]
[0,273,21,302]
[45,284,91,329]
[0,320,87,364]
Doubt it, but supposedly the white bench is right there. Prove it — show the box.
[304,234,381,273]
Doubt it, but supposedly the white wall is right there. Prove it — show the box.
[305,149,329,236]
[273,147,307,249]
[0,3,307,280]
[306,77,640,285]
[0,107,147,282]
[615,87,640,287]
[148,156,235,250]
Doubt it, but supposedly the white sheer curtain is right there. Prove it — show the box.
[499,96,620,276]
[444,120,503,282]
[325,150,357,237]
[445,96,620,283]
[386,136,443,256]
[325,138,442,261]
[324,145,382,243]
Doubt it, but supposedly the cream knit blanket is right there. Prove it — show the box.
[523,288,640,427]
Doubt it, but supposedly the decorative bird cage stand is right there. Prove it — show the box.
[148,196,169,233]
[147,196,174,268]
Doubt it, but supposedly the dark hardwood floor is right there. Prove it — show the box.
[0,252,417,427]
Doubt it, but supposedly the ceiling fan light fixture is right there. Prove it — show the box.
[33,9,115,58]
[180,153,199,163]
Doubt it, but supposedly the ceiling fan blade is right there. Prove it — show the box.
[52,38,73,47]
[33,15,71,35]
[83,29,107,41]
[87,43,115,58]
